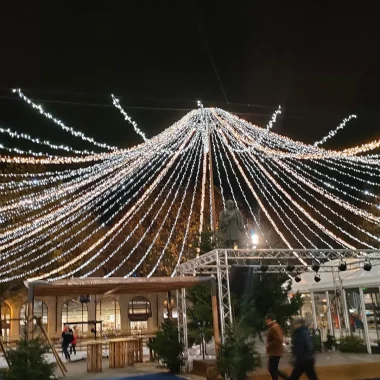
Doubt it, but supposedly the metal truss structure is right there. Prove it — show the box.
[176,249,380,347]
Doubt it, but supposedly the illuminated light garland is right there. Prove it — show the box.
[264,158,377,247]
[0,157,128,222]
[111,95,148,141]
[0,127,193,243]
[213,110,349,252]
[254,155,358,248]
[0,125,94,155]
[73,134,201,279]
[319,159,380,188]
[24,130,195,281]
[314,115,357,147]
[212,128,264,243]
[13,88,118,150]
[0,147,170,259]
[1,105,380,283]
[172,137,204,276]
[235,146,323,250]
[274,158,380,224]
[198,152,208,243]
[217,123,326,263]
[287,159,376,208]
[147,138,203,277]
[0,157,124,218]
[0,121,193,216]
[215,107,380,165]
[0,152,168,273]
[0,142,180,278]
[215,129,308,265]
[1,116,193,248]
[211,128,226,209]
[0,134,194,282]
[0,158,137,247]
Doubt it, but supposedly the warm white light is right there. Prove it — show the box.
[251,232,259,246]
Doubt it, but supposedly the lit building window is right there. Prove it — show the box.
[1,303,11,341]
[20,300,48,336]
[96,297,121,334]
[62,299,89,336]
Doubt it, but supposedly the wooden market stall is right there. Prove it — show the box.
[23,276,219,376]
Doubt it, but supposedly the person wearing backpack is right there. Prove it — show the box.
[289,318,318,380]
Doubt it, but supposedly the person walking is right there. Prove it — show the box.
[70,326,77,356]
[289,317,318,380]
[265,313,288,380]
[61,324,74,362]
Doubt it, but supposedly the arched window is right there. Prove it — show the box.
[96,297,121,333]
[1,302,11,341]
[128,297,151,335]
[62,299,88,336]
[20,300,48,336]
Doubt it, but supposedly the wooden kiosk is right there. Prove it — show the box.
[24,276,219,376]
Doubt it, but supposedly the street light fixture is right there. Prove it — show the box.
[251,231,259,248]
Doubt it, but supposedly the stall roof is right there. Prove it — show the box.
[25,277,212,297]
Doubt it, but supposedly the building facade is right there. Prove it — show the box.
[1,292,174,341]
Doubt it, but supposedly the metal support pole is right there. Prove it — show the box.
[216,252,225,342]
[224,250,233,324]
[176,287,189,371]
[27,284,34,340]
[325,291,333,335]
[359,287,372,354]
[210,277,220,353]
[332,269,345,337]
[208,129,217,232]
[310,292,318,330]
[342,289,351,333]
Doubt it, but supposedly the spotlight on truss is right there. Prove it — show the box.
[339,260,347,272]
[286,263,296,272]
[363,260,372,272]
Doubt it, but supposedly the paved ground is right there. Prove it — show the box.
[55,351,380,379]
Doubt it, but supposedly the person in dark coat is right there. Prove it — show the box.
[289,318,318,380]
[61,324,74,362]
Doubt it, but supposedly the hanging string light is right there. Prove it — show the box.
[1,104,380,283]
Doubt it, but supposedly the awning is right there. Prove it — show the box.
[25,276,212,297]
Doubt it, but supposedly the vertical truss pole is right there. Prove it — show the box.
[325,290,334,335]
[177,288,189,370]
[310,292,318,329]
[332,269,345,337]
[216,250,233,343]
[359,286,371,354]
[342,289,351,333]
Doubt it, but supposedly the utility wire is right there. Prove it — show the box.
[197,22,230,104]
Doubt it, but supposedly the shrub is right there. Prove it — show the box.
[2,337,56,380]
[148,319,184,373]
[338,335,367,353]
[324,334,337,351]
[217,320,261,380]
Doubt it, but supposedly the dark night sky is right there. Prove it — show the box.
[0,1,379,151]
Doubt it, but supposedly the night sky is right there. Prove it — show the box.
[0,1,379,151]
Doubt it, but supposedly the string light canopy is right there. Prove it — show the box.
[0,90,380,283]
